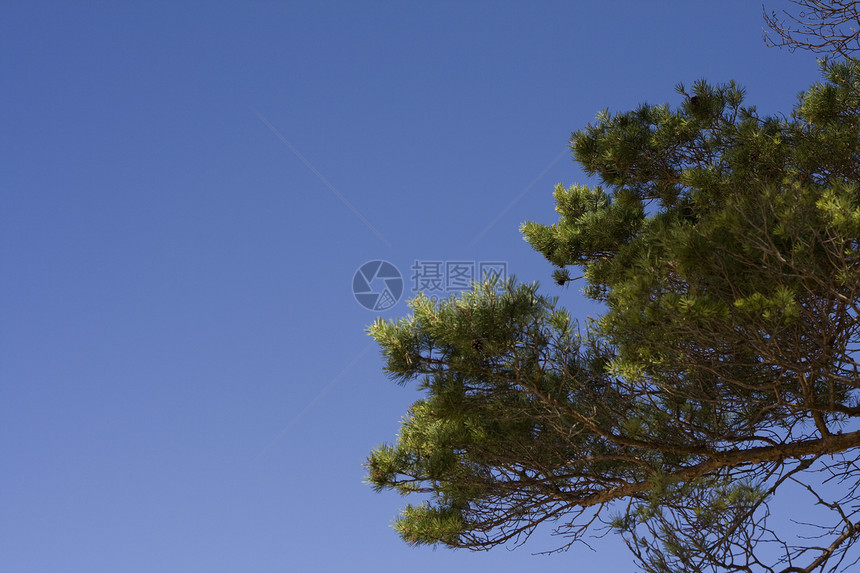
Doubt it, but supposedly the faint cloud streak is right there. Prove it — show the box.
[253,341,375,462]
[252,107,392,248]
[469,148,568,247]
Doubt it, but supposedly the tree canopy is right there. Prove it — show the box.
[366,59,860,573]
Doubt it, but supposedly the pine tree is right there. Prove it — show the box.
[366,60,860,572]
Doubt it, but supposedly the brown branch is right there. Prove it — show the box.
[569,429,860,509]
[764,1,860,57]
[784,519,860,572]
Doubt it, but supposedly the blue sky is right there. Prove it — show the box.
[1,2,822,572]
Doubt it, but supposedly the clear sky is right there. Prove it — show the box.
[1,1,824,572]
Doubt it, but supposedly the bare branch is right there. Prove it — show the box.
[764,1,860,57]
